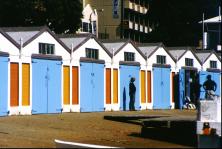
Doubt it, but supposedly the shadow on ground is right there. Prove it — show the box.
[104,115,197,147]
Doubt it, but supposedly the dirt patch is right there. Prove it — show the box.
[0,110,196,148]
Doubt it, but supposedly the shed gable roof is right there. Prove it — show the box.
[60,34,112,57]
[103,39,146,59]
[1,26,70,53]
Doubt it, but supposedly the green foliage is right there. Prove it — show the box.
[0,0,82,34]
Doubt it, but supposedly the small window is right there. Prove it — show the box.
[39,43,55,55]
[86,48,99,59]
[124,52,135,61]
[82,22,89,32]
[185,58,193,67]
[210,61,217,68]
[156,55,166,64]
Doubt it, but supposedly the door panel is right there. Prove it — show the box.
[47,60,62,113]
[106,68,111,104]
[113,69,118,104]
[120,65,140,111]
[140,70,146,103]
[72,66,79,105]
[153,68,162,109]
[10,63,19,107]
[63,66,70,105]
[153,67,171,109]
[147,71,152,103]
[171,72,175,103]
[92,63,104,111]
[0,57,8,116]
[199,71,208,99]
[22,63,30,106]
[80,62,93,112]
[32,59,62,114]
[162,68,170,108]
[179,69,185,109]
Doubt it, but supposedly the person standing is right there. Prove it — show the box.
[129,77,136,111]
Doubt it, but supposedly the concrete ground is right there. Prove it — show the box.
[0,110,196,148]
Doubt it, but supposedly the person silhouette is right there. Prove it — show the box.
[203,75,217,99]
[129,77,136,111]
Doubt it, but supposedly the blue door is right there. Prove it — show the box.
[179,69,185,109]
[153,67,171,109]
[199,71,221,99]
[80,62,104,112]
[32,59,62,114]
[0,56,8,116]
[120,65,140,111]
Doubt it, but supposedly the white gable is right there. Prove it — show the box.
[176,50,202,71]
[22,31,70,65]
[72,38,112,67]
[203,53,221,70]
[148,47,175,71]
[0,33,19,55]
[114,43,146,69]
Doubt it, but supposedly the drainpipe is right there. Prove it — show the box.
[19,38,23,114]
[69,43,74,111]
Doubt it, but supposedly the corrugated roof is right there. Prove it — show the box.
[195,52,210,63]
[167,47,188,60]
[138,46,157,57]
[1,26,43,44]
[60,37,88,49]
[6,31,39,44]
[102,42,125,54]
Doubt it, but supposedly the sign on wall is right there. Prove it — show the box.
[113,0,119,18]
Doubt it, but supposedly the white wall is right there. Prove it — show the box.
[175,50,202,72]
[148,47,176,109]
[69,38,112,112]
[112,43,147,110]
[202,54,221,71]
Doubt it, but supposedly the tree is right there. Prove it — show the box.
[0,0,82,34]
[145,0,221,46]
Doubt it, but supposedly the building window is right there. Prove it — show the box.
[156,55,166,64]
[39,43,55,55]
[86,48,99,59]
[210,61,217,68]
[124,52,135,61]
[185,58,193,67]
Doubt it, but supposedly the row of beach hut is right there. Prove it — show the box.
[0,26,221,116]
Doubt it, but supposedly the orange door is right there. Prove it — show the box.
[140,70,146,103]
[22,63,30,106]
[171,72,175,103]
[106,68,111,104]
[147,71,152,103]
[72,66,79,105]
[10,63,19,106]
[113,69,118,104]
[63,66,70,105]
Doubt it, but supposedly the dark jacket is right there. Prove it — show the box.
[129,82,136,96]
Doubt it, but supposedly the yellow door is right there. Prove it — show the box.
[106,68,111,104]
[63,66,70,105]
[22,63,30,106]
[10,63,19,106]
[113,69,118,104]
[140,70,146,103]
[72,66,79,105]
[147,71,152,103]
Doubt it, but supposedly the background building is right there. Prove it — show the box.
[80,0,151,43]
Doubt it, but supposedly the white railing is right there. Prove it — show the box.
[145,26,148,33]
[144,7,148,14]
[134,4,138,11]
[135,23,138,30]
[140,25,143,32]
[129,21,133,29]
[140,6,144,13]
[129,2,133,9]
